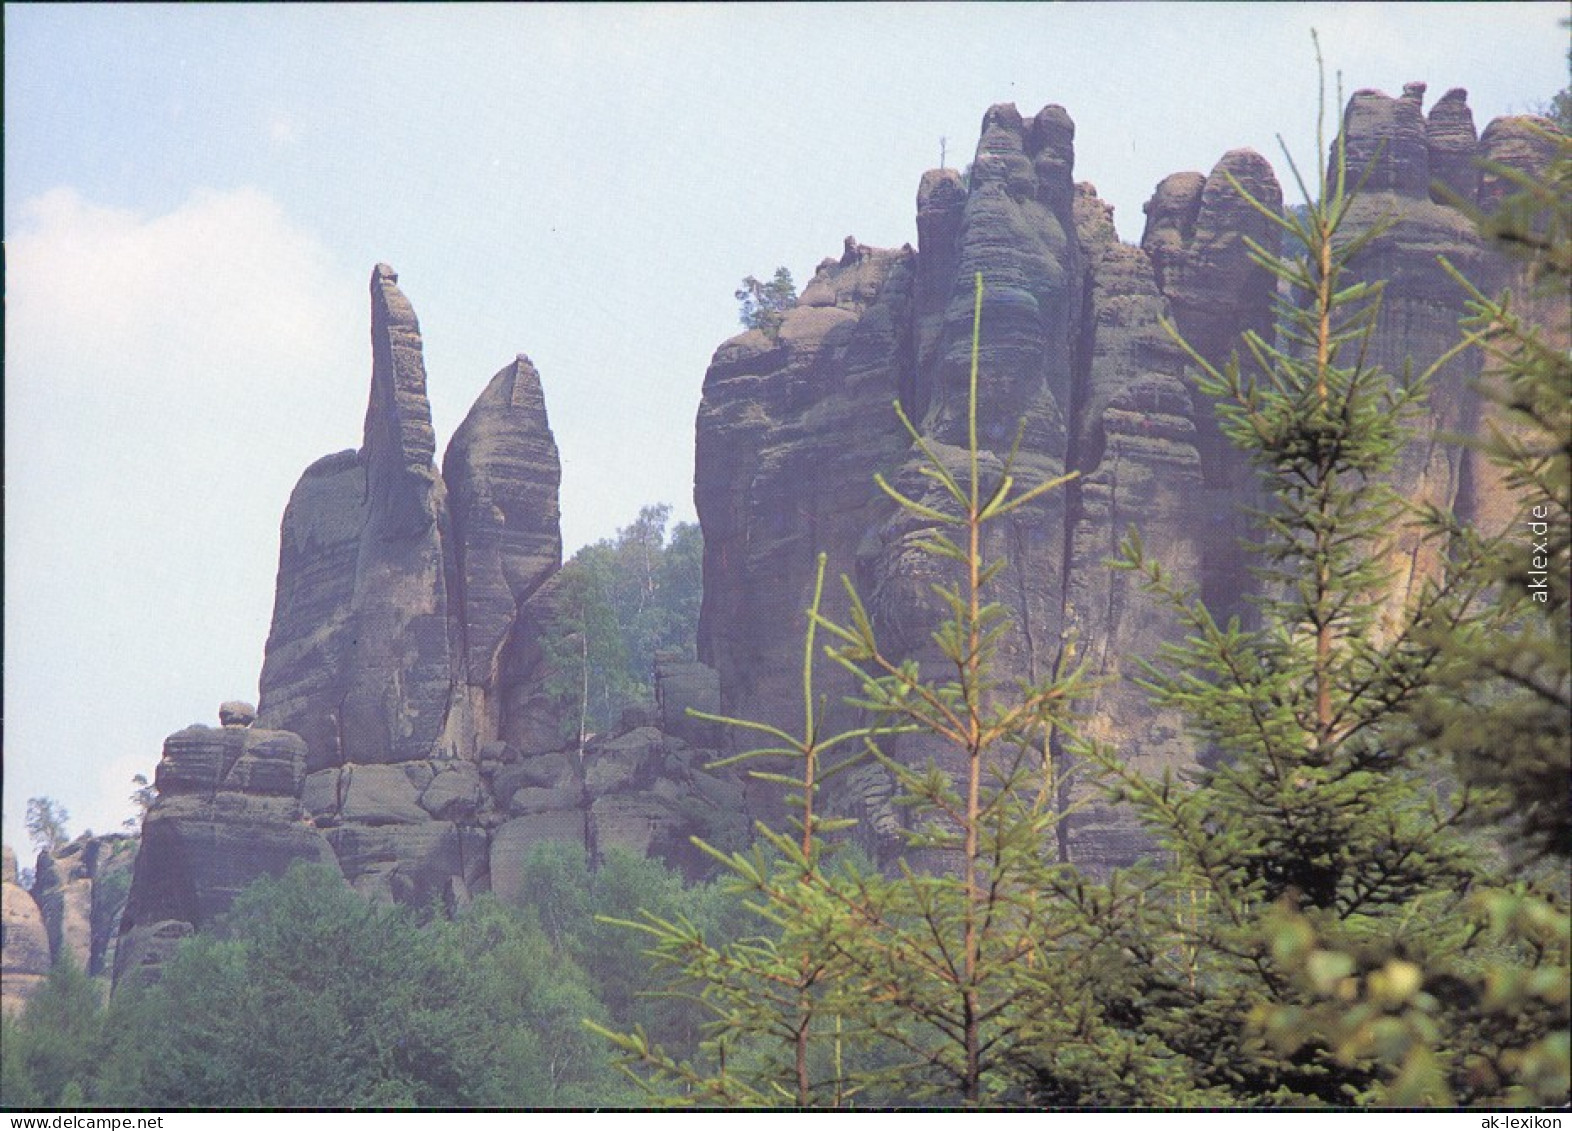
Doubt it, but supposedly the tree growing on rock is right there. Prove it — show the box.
[24,797,70,856]
[736,267,797,340]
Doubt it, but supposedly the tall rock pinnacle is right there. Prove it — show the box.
[258,264,460,773]
[444,353,563,746]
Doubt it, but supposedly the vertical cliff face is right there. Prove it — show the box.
[695,103,1210,865]
[1140,150,1281,617]
[259,265,465,774]
[1055,185,1207,869]
[444,354,563,749]
[1463,112,1567,536]
[694,88,1544,868]
[249,267,566,907]
[695,239,919,826]
[1326,86,1557,613]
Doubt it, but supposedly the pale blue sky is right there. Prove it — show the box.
[5,2,1565,844]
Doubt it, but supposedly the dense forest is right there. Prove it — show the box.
[3,89,1568,1109]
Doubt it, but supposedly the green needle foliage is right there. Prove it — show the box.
[1419,127,1572,863]
[1089,60,1567,1106]
[1274,125,1571,1109]
[593,275,1200,1107]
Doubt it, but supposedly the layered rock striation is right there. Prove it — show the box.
[114,705,338,985]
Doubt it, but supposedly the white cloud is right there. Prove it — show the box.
[3,186,366,848]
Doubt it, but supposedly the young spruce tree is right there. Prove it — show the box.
[594,276,1196,1107]
[1091,62,1557,1105]
[1257,126,1571,1108]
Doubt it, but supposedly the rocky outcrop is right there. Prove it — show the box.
[2,846,51,1015]
[694,104,1214,866]
[693,89,1550,869]
[1328,86,1525,604]
[120,264,738,961]
[1053,184,1207,868]
[696,238,918,827]
[33,835,138,979]
[486,652,741,887]
[1465,113,1569,540]
[253,268,563,905]
[1477,113,1562,212]
[1140,148,1281,616]
[444,354,563,750]
[258,264,464,773]
[2,835,137,1011]
[115,707,338,985]
[1427,88,1481,205]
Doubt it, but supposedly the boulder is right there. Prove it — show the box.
[584,727,663,794]
[655,655,721,746]
[219,700,257,727]
[338,764,430,826]
[420,764,485,821]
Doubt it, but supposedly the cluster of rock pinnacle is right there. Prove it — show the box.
[2,85,1557,1008]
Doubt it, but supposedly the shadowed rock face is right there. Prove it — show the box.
[696,238,918,827]
[255,264,461,774]
[1056,184,1205,869]
[1427,88,1481,205]
[2,836,137,1011]
[696,103,1205,866]
[250,268,565,905]
[444,354,563,750]
[1141,149,1282,618]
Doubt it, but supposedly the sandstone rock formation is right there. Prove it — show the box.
[117,265,737,976]
[2,835,137,1012]
[115,708,337,985]
[1326,87,1548,603]
[694,88,1549,869]
[33,835,138,978]
[696,105,1252,867]
[105,87,1556,969]
[1,846,50,1015]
